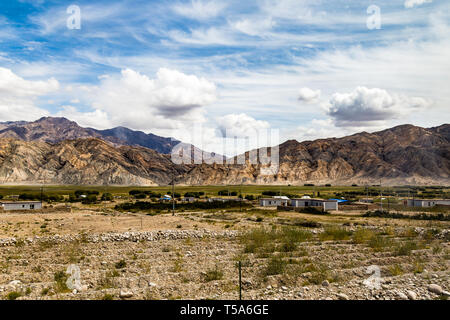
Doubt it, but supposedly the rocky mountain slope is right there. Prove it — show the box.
[181,124,450,186]
[0,117,179,154]
[0,138,189,185]
[0,123,448,185]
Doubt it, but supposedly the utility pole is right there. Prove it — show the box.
[380,180,383,212]
[238,261,242,300]
[240,183,242,212]
[172,171,175,216]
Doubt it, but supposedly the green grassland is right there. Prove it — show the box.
[0,184,448,199]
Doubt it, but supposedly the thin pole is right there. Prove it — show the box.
[238,261,242,300]
[380,180,383,212]
[172,172,175,216]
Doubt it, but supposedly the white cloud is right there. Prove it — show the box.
[231,17,275,37]
[55,105,110,129]
[172,0,226,20]
[326,87,432,127]
[216,113,270,137]
[0,67,58,121]
[298,87,321,104]
[86,68,217,130]
[405,0,433,9]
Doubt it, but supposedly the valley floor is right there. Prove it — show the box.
[0,208,448,300]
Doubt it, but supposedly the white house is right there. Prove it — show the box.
[291,198,338,211]
[1,201,42,211]
[359,198,374,203]
[259,196,290,207]
[406,199,450,207]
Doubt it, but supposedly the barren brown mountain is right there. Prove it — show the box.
[0,122,448,185]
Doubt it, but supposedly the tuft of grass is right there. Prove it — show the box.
[367,234,393,252]
[388,264,404,276]
[394,241,418,256]
[204,266,224,282]
[352,228,375,244]
[115,259,127,269]
[101,293,114,300]
[263,256,287,276]
[6,291,22,300]
[54,270,70,293]
[319,226,352,241]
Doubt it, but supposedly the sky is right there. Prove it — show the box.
[0,0,449,155]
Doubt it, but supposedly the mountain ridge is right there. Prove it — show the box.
[0,119,448,186]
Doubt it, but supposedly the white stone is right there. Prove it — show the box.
[119,290,134,298]
[336,293,349,300]
[428,284,443,295]
[406,290,417,300]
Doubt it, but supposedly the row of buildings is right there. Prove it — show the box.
[259,196,339,211]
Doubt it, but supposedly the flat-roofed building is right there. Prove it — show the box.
[259,197,290,207]
[1,201,42,211]
[291,198,338,211]
[406,199,450,207]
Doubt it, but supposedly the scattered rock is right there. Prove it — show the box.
[119,290,134,298]
[406,290,417,300]
[397,292,408,300]
[322,280,330,287]
[336,293,349,300]
[428,284,443,295]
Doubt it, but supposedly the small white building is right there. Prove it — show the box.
[208,198,242,203]
[291,198,338,211]
[359,198,374,203]
[181,196,195,202]
[0,201,42,211]
[259,196,290,207]
[406,199,450,207]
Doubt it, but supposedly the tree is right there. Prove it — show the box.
[101,193,113,201]
[82,194,98,204]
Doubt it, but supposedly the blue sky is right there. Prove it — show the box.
[0,0,449,154]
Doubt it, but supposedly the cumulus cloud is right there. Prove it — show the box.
[217,113,270,138]
[325,87,431,127]
[298,87,321,104]
[404,0,432,8]
[86,68,217,130]
[0,67,58,121]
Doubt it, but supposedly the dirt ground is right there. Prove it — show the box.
[0,207,448,300]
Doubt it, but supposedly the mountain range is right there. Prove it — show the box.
[0,117,448,186]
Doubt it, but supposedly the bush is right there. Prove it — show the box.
[394,241,418,256]
[245,195,255,201]
[101,193,113,201]
[115,259,127,269]
[204,266,224,282]
[6,291,21,300]
[263,256,287,276]
[367,234,393,252]
[319,226,352,241]
[82,194,98,204]
[54,270,70,293]
[352,228,376,244]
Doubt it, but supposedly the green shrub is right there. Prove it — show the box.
[6,291,21,300]
[319,226,352,241]
[204,266,224,282]
[115,259,127,269]
[263,256,287,276]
